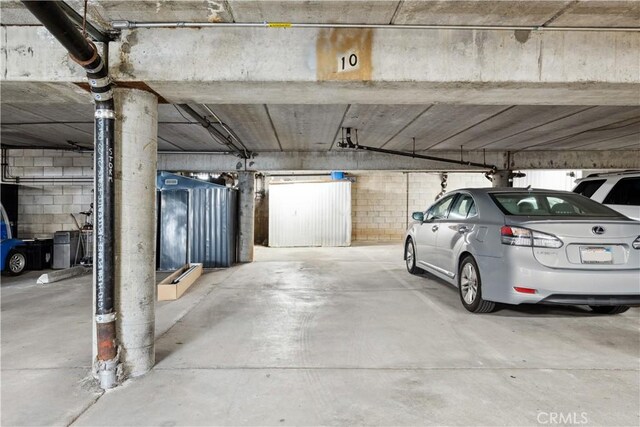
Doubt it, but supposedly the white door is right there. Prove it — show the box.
[414,194,456,272]
[269,181,352,247]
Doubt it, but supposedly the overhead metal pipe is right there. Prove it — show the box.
[25,3,95,58]
[57,1,113,43]
[22,0,118,390]
[346,144,497,170]
[337,127,498,171]
[201,105,250,156]
[158,150,236,155]
[112,20,640,33]
[177,104,249,158]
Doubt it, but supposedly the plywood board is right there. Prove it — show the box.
[157,263,203,301]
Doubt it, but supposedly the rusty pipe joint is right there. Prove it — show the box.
[69,40,99,67]
[96,313,117,389]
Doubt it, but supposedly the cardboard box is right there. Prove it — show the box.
[157,263,203,301]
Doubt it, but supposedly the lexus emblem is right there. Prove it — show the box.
[592,226,606,235]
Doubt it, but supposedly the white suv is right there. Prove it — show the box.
[573,171,640,220]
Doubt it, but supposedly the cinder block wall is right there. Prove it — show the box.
[351,172,408,241]
[351,172,491,241]
[256,172,493,244]
[3,149,93,239]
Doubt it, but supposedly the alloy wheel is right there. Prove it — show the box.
[460,263,478,304]
[9,253,26,274]
[406,243,414,270]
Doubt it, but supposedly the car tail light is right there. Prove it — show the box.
[501,226,563,248]
[633,236,640,250]
[501,226,531,246]
[514,287,537,294]
[531,231,564,248]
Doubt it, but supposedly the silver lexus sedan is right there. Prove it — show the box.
[404,188,640,314]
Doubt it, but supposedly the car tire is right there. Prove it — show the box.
[589,305,630,315]
[458,255,495,313]
[405,238,422,274]
[6,249,27,276]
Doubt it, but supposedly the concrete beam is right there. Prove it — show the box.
[108,27,638,105]
[148,81,640,106]
[3,26,638,105]
[158,150,507,172]
[0,26,101,103]
[508,150,640,170]
[0,82,93,103]
[1,26,101,82]
[109,28,639,84]
[157,150,640,172]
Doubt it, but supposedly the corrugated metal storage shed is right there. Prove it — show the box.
[269,180,351,247]
[157,172,237,270]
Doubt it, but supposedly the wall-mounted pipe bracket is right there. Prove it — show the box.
[95,313,117,323]
[95,109,115,119]
[89,77,112,89]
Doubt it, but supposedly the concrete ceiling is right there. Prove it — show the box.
[1,1,638,155]
[2,1,639,28]
[2,103,638,153]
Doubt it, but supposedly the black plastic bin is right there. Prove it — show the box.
[22,239,53,270]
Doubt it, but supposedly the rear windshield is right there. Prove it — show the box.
[490,192,624,217]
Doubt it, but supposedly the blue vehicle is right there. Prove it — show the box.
[1,203,26,275]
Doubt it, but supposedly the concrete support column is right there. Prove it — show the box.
[492,170,513,188]
[238,171,256,262]
[254,174,269,246]
[114,88,158,378]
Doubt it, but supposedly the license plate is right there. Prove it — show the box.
[580,246,613,264]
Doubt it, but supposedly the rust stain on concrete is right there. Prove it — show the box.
[316,28,373,81]
[74,81,168,104]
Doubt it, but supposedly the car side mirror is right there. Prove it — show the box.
[412,212,424,222]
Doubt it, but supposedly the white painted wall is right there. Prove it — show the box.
[513,170,582,191]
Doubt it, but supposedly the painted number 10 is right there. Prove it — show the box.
[340,53,358,71]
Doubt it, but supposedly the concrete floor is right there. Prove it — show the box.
[2,243,639,426]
